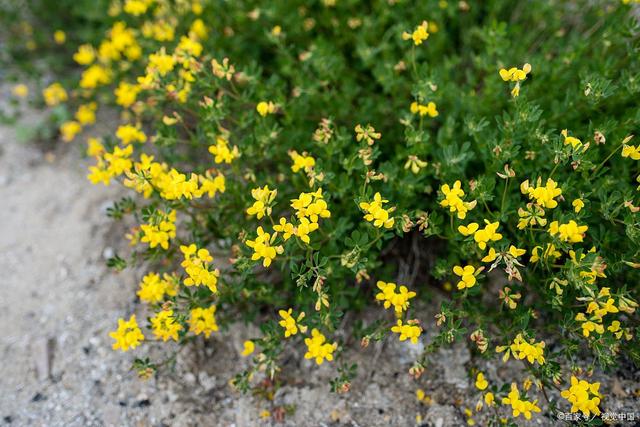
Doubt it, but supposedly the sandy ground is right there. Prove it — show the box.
[0,106,638,427]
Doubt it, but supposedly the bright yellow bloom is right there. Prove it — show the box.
[475,372,488,390]
[109,314,144,351]
[473,220,502,250]
[402,21,429,45]
[561,376,601,417]
[151,309,183,342]
[79,64,111,89]
[304,329,337,365]
[246,226,284,267]
[530,243,561,263]
[188,306,219,338]
[87,137,105,157]
[572,198,585,213]
[289,150,316,173]
[453,265,478,290]
[410,101,439,117]
[561,129,582,149]
[53,30,66,44]
[208,136,239,164]
[499,63,531,82]
[43,82,68,106]
[148,48,176,76]
[291,189,331,223]
[391,319,422,344]
[375,281,417,313]
[501,383,541,420]
[241,340,255,357]
[458,222,479,236]
[360,192,395,229]
[75,102,97,125]
[137,272,169,303]
[73,44,95,65]
[116,124,147,144]
[114,82,141,108]
[139,210,175,250]
[499,333,545,365]
[549,220,588,243]
[621,143,640,160]
[180,244,220,293]
[123,0,151,15]
[521,178,562,209]
[256,101,277,117]
[440,181,476,219]
[278,308,308,337]
[246,185,277,219]
[60,121,82,142]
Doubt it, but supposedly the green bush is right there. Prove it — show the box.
[6,0,640,423]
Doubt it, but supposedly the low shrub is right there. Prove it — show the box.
[5,0,640,424]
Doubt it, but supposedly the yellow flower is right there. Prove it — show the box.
[560,376,601,417]
[572,198,585,213]
[304,329,337,365]
[12,84,28,98]
[241,340,255,357]
[256,101,277,117]
[148,48,176,76]
[180,243,220,293]
[484,392,494,406]
[208,136,239,164]
[410,101,439,117]
[43,82,68,106]
[440,181,476,219]
[475,372,488,390]
[402,21,429,45]
[507,333,545,365]
[561,129,583,149]
[458,222,479,236]
[549,220,588,243]
[116,124,147,144]
[453,265,478,290]
[60,121,82,142]
[140,210,176,251]
[360,192,395,229]
[109,314,144,351]
[404,155,428,174]
[375,281,417,313]
[73,44,95,65]
[473,220,502,250]
[114,82,141,108]
[151,309,183,342]
[189,306,219,338]
[245,226,284,267]
[246,185,277,219]
[75,102,97,125]
[521,178,562,209]
[499,63,531,82]
[501,383,541,420]
[136,272,173,303]
[211,57,235,80]
[278,308,308,337]
[621,143,640,160]
[291,189,331,223]
[391,319,422,344]
[79,64,111,89]
[355,124,381,145]
[289,150,316,173]
[53,30,66,44]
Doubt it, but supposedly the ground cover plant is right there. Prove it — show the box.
[3,0,640,425]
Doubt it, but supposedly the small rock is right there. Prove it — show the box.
[33,337,56,381]
[102,247,114,260]
[424,404,462,427]
[438,343,470,389]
